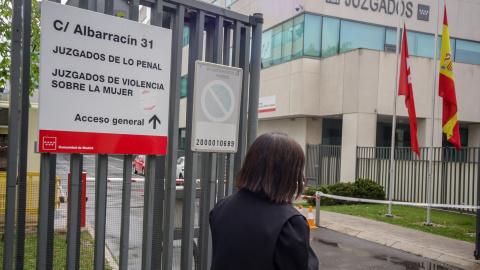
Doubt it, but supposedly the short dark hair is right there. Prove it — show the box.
[235,132,305,204]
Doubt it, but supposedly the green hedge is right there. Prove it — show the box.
[302,178,385,206]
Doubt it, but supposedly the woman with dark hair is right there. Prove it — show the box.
[209,132,319,270]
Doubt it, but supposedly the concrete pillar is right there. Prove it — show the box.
[468,124,480,147]
[418,117,443,148]
[340,113,376,183]
[306,117,322,145]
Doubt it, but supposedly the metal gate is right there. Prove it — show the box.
[2,0,262,269]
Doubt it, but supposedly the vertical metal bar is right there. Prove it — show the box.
[315,194,320,227]
[47,154,56,269]
[94,155,108,270]
[233,21,248,177]
[3,0,22,267]
[427,0,441,225]
[67,154,83,270]
[221,23,232,197]
[141,155,156,270]
[225,154,234,196]
[36,154,51,268]
[213,15,225,202]
[150,0,163,27]
[129,0,140,22]
[150,2,166,268]
[200,154,216,270]
[104,0,114,15]
[152,155,166,269]
[475,148,480,259]
[15,0,31,265]
[119,155,133,270]
[182,10,204,270]
[247,14,263,148]
[163,4,184,270]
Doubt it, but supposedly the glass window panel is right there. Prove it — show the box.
[321,17,340,58]
[340,21,385,53]
[282,20,293,62]
[455,39,480,65]
[212,0,220,6]
[226,0,237,7]
[304,14,321,57]
[292,15,305,59]
[385,28,398,46]
[261,29,273,68]
[183,26,189,46]
[272,25,283,65]
[437,37,456,60]
[180,76,187,98]
[415,33,434,58]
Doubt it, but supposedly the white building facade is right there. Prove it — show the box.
[179,0,480,182]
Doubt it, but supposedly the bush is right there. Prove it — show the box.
[353,178,386,201]
[327,182,355,205]
[302,178,385,206]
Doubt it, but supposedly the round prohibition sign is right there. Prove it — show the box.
[201,80,235,123]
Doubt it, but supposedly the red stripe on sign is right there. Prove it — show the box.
[39,130,168,155]
[259,108,276,113]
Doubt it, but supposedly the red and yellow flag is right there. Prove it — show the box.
[439,6,461,150]
[398,24,419,157]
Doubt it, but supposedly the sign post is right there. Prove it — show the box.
[191,61,243,153]
[38,1,172,155]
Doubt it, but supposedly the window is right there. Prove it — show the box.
[292,15,305,58]
[303,14,321,57]
[406,31,434,58]
[181,76,188,98]
[385,28,398,52]
[340,21,385,53]
[281,20,293,62]
[455,39,480,65]
[271,25,283,65]
[321,17,340,58]
[261,30,272,68]
[226,0,237,7]
[183,26,189,46]
[322,119,342,145]
[212,0,220,6]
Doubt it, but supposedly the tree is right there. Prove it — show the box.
[0,0,41,96]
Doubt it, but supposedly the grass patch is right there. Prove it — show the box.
[0,232,112,269]
[294,202,476,243]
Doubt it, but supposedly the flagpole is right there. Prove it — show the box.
[387,0,403,217]
[425,0,441,226]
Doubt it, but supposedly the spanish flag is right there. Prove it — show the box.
[439,5,461,150]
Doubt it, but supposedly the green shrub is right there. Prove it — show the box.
[353,178,386,200]
[327,182,355,205]
[302,178,385,206]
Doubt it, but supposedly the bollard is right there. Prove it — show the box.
[315,193,320,227]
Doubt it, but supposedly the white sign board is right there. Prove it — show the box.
[38,2,171,154]
[192,61,243,153]
[259,95,276,113]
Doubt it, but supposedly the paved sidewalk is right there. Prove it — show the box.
[312,210,479,270]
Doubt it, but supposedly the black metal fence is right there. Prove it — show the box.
[305,144,341,187]
[357,147,480,210]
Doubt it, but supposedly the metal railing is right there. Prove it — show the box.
[306,144,341,187]
[356,147,480,211]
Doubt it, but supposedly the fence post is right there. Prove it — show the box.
[475,148,480,260]
[315,192,320,227]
